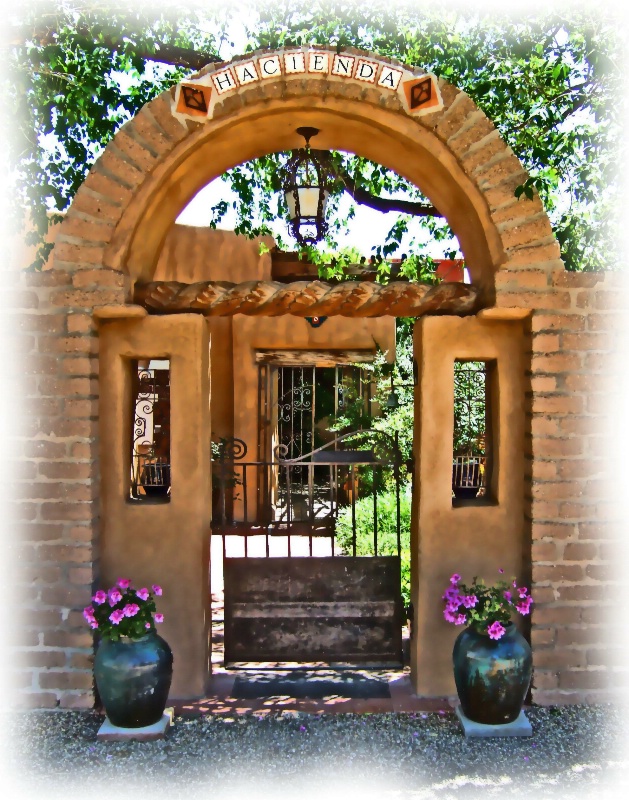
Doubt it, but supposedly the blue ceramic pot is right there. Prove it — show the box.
[453,623,532,725]
[94,632,173,728]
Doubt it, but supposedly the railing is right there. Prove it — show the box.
[452,454,486,499]
[131,453,170,500]
[211,431,405,558]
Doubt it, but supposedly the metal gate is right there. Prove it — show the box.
[212,430,406,665]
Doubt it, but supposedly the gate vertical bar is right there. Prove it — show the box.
[352,463,357,557]
[286,463,292,557]
[395,431,401,556]
[373,465,378,556]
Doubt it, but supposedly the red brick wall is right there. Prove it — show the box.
[494,267,627,704]
[11,267,128,709]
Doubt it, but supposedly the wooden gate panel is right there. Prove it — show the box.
[224,556,403,663]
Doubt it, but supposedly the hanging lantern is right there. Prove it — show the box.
[283,127,332,245]
[385,373,400,410]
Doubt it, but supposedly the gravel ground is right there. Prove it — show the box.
[2,705,627,800]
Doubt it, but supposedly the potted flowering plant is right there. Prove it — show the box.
[83,578,165,640]
[442,571,533,638]
[84,578,173,729]
[442,570,533,726]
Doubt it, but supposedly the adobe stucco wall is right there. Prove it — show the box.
[12,265,624,708]
[412,315,527,697]
[9,46,627,708]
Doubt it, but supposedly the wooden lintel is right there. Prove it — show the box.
[477,307,532,321]
[93,304,147,321]
[255,349,376,367]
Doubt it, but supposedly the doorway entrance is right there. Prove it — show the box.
[211,423,407,668]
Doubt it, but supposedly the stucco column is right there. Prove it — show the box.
[98,314,212,699]
[410,315,527,696]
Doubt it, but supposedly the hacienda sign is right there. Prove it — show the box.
[172,47,443,122]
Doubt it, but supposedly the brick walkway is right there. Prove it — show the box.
[174,672,455,717]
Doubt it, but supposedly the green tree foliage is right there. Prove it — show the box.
[5,1,228,266]
[5,0,624,271]
[251,1,623,270]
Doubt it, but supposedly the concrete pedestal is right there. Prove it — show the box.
[455,704,532,737]
[96,708,175,741]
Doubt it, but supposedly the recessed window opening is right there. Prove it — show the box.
[130,359,171,502]
[452,360,494,504]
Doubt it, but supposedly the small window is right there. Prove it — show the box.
[130,360,171,502]
[452,360,494,504]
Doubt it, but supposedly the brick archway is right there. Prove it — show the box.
[22,46,622,710]
[57,46,561,302]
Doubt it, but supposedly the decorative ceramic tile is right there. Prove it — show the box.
[377,65,404,91]
[211,68,238,95]
[331,53,356,78]
[283,51,306,74]
[176,84,212,117]
[354,58,379,84]
[258,55,282,79]
[234,60,260,86]
[171,47,443,122]
[308,51,330,74]
[403,76,440,113]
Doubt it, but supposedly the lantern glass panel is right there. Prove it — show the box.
[298,187,323,217]
[284,190,297,219]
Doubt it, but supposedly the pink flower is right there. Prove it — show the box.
[462,595,478,609]
[518,586,528,598]
[109,609,125,625]
[516,597,533,615]
[136,587,149,601]
[145,622,151,629]
[503,590,512,602]
[123,603,140,617]
[498,568,504,574]
[82,606,95,621]
[117,578,131,590]
[449,574,461,585]
[152,585,163,596]
[444,609,459,623]
[108,589,122,607]
[487,621,505,640]
[154,613,164,623]
[455,614,467,625]
[92,591,107,605]
[445,594,464,609]
[90,621,99,629]
[442,586,459,601]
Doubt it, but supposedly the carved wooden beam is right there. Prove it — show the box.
[255,349,377,366]
[133,280,480,318]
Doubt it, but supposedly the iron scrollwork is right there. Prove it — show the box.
[212,437,248,462]
[131,366,171,499]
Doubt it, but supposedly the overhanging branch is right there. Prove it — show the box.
[6,23,222,70]
[319,153,441,217]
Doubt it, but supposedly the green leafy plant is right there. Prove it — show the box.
[336,488,411,607]
[83,578,165,641]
